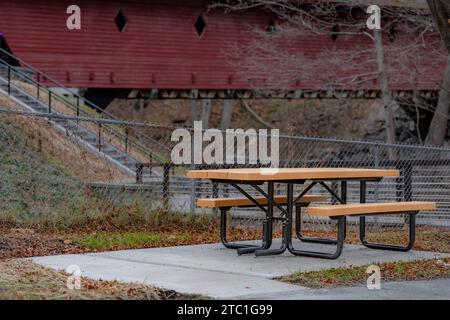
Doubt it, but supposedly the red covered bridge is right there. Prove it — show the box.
[0,0,446,100]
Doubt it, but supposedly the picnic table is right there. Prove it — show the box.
[187,168,436,259]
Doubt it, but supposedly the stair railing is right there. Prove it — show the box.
[0,48,170,165]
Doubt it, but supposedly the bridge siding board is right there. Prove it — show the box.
[0,0,445,91]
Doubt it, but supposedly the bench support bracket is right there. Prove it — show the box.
[295,204,339,245]
[288,215,346,259]
[219,208,262,250]
[253,182,291,256]
[359,212,417,252]
[294,180,348,245]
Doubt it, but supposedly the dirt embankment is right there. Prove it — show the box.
[0,92,129,181]
[107,98,386,139]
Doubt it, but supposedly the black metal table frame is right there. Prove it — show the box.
[212,176,417,258]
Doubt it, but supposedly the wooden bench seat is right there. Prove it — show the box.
[290,201,437,259]
[307,201,436,217]
[197,195,327,208]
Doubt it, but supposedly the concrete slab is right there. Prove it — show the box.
[31,254,303,298]
[83,239,446,277]
[32,239,449,299]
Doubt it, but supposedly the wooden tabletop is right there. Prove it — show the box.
[186,168,400,181]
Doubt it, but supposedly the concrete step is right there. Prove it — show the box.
[0,74,162,178]
[33,106,50,113]
[83,138,101,146]
[78,133,98,139]
[111,154,131,161]
[102,148,119,155]
[52,118,68,125]
[12,92,28,99]
[9,89,21,95]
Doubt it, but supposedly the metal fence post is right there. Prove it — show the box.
[396,161,404,202]
[163,163,170,211]
[403,161,413,202]
[135,163,143,183]
[212,182,219,214]
[212,183,219,197]
[396,160,413,225]
[223,183,229,198]
[190,164,196,213]
[149,153,153,176]
[124,127,129,154]
[37,73,40,99]
[7,65,10,95]
[396,160,412,202]
[331,181,338,205]
[76,96,80,118]
[373,146,380,202]
[98,123,102,151]
[48,91,52,114]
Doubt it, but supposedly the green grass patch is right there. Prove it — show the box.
[73,231,194,250]
[279,258,450,288]
[0,114,90,224]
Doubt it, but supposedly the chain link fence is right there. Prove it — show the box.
[162,131,450,231]
[1,107,449,234]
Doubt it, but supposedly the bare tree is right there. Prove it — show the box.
[211,0,446,145]
[427,0,450,52]
[373,27,396,146]
[425,0,450,146]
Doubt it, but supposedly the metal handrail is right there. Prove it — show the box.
[0,48,169,162]
[0,61,164,162]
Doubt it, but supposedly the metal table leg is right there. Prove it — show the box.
[359,180,417,251]
[254,182,291,257]
[287,215,346,259]
[237,182,274,255]
[287,180,348,259]
[295,204,338,245]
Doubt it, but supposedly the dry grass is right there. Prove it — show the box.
[0,110,217,233]
[0,92,129,181]
[277,225,449,288]
[107,97,382,139]
[280,257,450,288]
[0,258,194,300]
[300,226,450,253]
[0,228,83,259]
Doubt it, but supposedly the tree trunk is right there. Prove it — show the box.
[427,0,450,54]
[201,99,212,128]
[220,99,234,130]
[374,29,396,151]
[425,56,450,146]
[191,100,198,124]
[242,100,273,129]
[139,98,145,118]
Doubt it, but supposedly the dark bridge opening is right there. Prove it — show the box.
[0,33,19,66]
[83,88,128,112]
